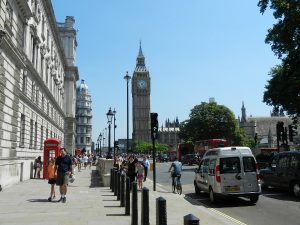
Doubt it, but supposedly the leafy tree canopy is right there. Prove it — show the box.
[258,0,300,116]
[134,141,169,154]
[179,102,244,145]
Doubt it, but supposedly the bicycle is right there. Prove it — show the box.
[171,174,182,195]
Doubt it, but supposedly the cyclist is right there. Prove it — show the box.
[168,157,182,193]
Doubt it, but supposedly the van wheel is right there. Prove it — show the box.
[194,181,200,195]
[249,195,259,204]
[291,182,300,197]
[209,188,217,204]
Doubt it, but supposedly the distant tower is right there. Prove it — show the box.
[76,80,92,153]
[241,101,247,124]
[132,42,151,143]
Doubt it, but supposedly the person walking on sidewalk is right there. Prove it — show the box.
[136,161,144,189]
[47,158,56,201]
[142,156,150,181]
[55,148,73,203]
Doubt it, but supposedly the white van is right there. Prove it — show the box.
[194,146,261,204]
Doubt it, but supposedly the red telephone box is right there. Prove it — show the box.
[43,138,61,179]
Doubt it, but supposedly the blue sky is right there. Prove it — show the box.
[52,0,279,143]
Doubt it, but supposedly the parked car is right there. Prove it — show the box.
[157,153,168,162]
[259,151,300,197]
[194,146,261,204]
[181,154,198,165]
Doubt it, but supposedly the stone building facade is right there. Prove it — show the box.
[0,0,78,188]
[75,80,92,154]
[158,118,180,149]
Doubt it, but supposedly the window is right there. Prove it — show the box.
[243,157,256,172]
[46,128,48,139]
[209,159,216,175]
[80,137,84,144]
[34,122,37,148]
[290,155,300,169]
[5,2,13,29]
[278,155,289,169]
[20,114,25,146]
[220,157,241,174]
[40,125,43,149]
[30,119,34,147]
[22,72,27,92]
[86,137,90,144]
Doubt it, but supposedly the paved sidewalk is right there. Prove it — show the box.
[0,167,234,225]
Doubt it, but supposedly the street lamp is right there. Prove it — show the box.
[113,109,117,162]
[106,107,114,158]
[124,71,131,154]
[98,133,102,157]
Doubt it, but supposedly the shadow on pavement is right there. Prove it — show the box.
[262,189,300,202]
[106,213,127,216]
[27,199,50,203]
[184,192,256,208]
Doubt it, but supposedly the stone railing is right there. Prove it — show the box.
[96,158,113,187]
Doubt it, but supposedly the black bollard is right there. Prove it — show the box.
[110,168,113,190]
[183,214,200,225]
[156,197,167,225]
[111,168,115,192]
[120,173,125,207]
[125,176,130,215]
[141,187,150,225]
[117,171,121,200]
[131,182,138,225]
[114,169,118,196]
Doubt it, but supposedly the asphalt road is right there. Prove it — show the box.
[149,161,300,225]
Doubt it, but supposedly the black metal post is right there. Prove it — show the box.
[108,123,111,155]
[131,182,138,225]
[110,168,113,190]
[117,171,121,200]
[112,168,115,192]
[99,139,102,157]
[141,187,149,225]
[152,138,156,191]
[125,176,130,215]
[184,214,200,225]
[124,72,131,154]
[156,197,167,225]
[120,173,125,207]
[113,109,116,163]
[114,169,118,196]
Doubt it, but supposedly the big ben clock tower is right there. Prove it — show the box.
[132,43,151,143]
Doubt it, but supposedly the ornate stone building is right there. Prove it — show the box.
[239,102,298,153]
[132,43,151,143]
[75,80,92,153]
[0,0,78,188]
[158,118,180,149]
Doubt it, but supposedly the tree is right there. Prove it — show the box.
[133,141,169,154]
[258,0,300,116]
[179,102,244,145]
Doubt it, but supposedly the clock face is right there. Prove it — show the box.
[137,79,147,89]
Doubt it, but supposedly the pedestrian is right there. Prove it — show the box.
[127,155,137,189]
[55,148,73,203]
[136,161,144,189]
[47,158,56,201]
[142,156,150,181]
[34,156,42,179]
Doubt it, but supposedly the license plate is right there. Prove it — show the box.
[225,186,240,193]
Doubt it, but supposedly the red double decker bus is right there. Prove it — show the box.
[177,143,194,161]
[194,139,229,159]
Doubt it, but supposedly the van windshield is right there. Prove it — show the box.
[220,157,241,174]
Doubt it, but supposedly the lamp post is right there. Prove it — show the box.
[113,109,117,162]
[106,107,114,158]
[98,133,102,157]
[124,71,131,154]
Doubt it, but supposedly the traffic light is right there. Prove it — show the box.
[276,121,284,141]
[288,124,298,142]
[151,113,158,140]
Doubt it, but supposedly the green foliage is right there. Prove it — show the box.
[242,137,256,150]
[179,102,244,144]
[258,0,300,116]
[133,141,169,154]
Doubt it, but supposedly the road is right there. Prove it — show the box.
[148,161,300,225]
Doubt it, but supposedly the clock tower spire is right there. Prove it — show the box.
[132,43,151,144]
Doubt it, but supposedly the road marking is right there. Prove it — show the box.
[208,208,247,225]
